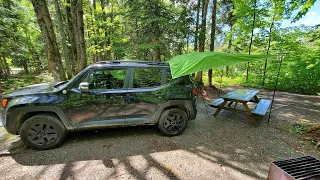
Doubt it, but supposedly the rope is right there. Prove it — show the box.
[198,69,224,121]
[199,85,212,120]
[218,70,223,97]
[268,56,284,123]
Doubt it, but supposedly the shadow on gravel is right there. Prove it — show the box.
[3,89,319,179]
[8,123,269,179]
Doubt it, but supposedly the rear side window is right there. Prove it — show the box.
[133,67,170,88]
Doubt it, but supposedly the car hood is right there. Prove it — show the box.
[2,83,58,98]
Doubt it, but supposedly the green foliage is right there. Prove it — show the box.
[243,27,320,94]
[288,0,317,22]
[134,68,162,88]
[2,71,54,93]
[290,123,308,134]
[0,0,319,95]
[0,0,45,73]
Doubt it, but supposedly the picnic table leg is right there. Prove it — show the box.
[243,103,257,123]
[213,100,228,117]
[228,102,233,107]
[234,102,238,109]
[253,95,259,103]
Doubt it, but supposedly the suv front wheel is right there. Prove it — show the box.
[158,108,188,136]
[20,114,67,150]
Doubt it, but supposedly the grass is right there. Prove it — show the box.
[290,123,308,134]
[10,67,23,71]
[0,71,54,94]
[202,72,242,87]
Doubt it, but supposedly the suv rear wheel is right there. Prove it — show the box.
[20,114,67,150]
[158,108,188,136]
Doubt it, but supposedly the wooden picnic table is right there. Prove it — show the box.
[208,89,272,122]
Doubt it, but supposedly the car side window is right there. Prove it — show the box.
[85,68,127,90]
[133,68,166,88]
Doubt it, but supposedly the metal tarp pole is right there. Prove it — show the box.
[268,56,283,123]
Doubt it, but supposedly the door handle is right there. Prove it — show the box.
[124,95,134,103]
[124,95,134,99]
[109,95,124,99]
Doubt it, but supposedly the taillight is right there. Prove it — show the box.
[2,99,7,108]
[192,89,197,95]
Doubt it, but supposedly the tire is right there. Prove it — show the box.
[157,108,188,136]
[20,114,67,150]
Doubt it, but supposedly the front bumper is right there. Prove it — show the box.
[0,108,5,126]
[0,108,16,134]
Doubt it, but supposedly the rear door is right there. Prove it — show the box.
[125,67,169,125]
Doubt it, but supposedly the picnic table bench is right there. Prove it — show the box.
[208,89,272,122]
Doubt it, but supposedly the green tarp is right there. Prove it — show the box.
[168,52,273,79]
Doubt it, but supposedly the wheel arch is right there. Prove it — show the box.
[152,99,195,124]
[162,105,188,118]
[9,106,74,134]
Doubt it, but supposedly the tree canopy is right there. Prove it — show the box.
[0,0,319,94]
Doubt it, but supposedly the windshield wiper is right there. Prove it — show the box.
[54,81,68,88]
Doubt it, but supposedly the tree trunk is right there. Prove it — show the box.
[54,0,72,79]
[186,34,189,53]
[71,0,86,73]
[208,0,217,86]
[262,14,275,86]
[101,0,112,60]
[0,56,6,78]
[226,3,235,77]
[0,55,11,77]
[153,1,161,61]
[195,0,209,85]
[246,0,257,82]
[65,0,76,73]
[92,0,97,62]
[154,45,161,61]
[226,38,232,77]
[31,0,66,81]
[106,2,114,60]
[198,0,208,52]
[194,0,201,52]
[86,6,93,64]
[22,60,28,73]
[4,57,11,75]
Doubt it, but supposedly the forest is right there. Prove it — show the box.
[0,0,319,94]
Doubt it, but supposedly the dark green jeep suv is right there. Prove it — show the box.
[0,61,197,150]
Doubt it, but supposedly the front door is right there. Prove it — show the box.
[66,67,129,129]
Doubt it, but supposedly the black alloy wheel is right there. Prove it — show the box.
[158,108,188,136]
[27,123,58,146]
[20,114,67,150]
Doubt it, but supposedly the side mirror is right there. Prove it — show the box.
[79,82,89,93]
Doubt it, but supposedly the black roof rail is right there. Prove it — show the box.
[95,60,168,66]
[94,61,122,64]
[94,61,112,64]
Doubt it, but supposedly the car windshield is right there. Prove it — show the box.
[55,66,92,90]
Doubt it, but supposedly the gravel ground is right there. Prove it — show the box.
[0,88,319,180]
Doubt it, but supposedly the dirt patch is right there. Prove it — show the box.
[304,125,320,150]
[0,87,319,179]
[204,86,320,150]
[197,85,234,100]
